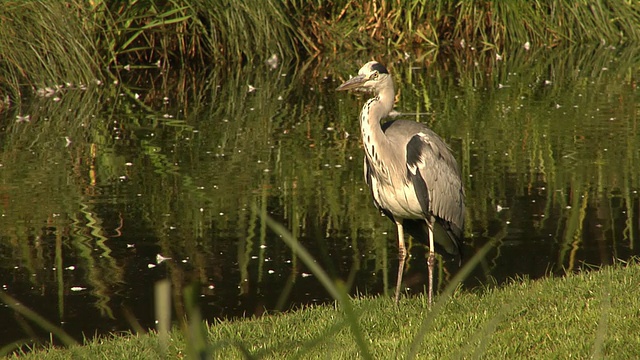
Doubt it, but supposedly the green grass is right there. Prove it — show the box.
[2,0,640,102]
[8,261,639,359]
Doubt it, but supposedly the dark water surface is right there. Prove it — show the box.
[1,46,639,348]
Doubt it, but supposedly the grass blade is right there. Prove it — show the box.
[0,292,79,347]
[263,213,373,360]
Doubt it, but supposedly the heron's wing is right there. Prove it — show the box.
[405,131,465,234]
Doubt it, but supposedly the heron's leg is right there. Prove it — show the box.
[427,223,435,307]
[394,219,406,304]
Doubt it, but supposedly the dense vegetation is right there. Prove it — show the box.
[1,0,640,101]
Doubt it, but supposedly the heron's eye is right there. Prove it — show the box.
[370,71,378,80]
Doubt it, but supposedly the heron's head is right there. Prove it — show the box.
[336,61,392,94]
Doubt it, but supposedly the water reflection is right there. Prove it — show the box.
[0,45,639,348]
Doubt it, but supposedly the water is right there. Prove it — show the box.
[1,45,639,349]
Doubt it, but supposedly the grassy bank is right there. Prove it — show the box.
[8,261,639,359]
[1,0,640,102]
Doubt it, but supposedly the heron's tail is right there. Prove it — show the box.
[402,219,463,265]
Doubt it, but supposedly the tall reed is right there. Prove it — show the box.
[2,0,640,103]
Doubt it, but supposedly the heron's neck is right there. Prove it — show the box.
[360,88,394,175]
[360,86,394,142]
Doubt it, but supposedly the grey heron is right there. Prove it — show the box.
[336,61,465,305]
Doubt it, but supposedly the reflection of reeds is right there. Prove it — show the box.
[408,45,640,275]
[0,84,131,343]
[73,199,124,319]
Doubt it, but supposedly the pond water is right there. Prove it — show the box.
[1,45,639,349]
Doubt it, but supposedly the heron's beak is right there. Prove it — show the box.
[336,74,367,91]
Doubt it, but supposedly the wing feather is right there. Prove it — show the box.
[405,131,465,233]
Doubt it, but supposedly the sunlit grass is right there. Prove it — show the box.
[6,261,639,358]
[2,0,640,101]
